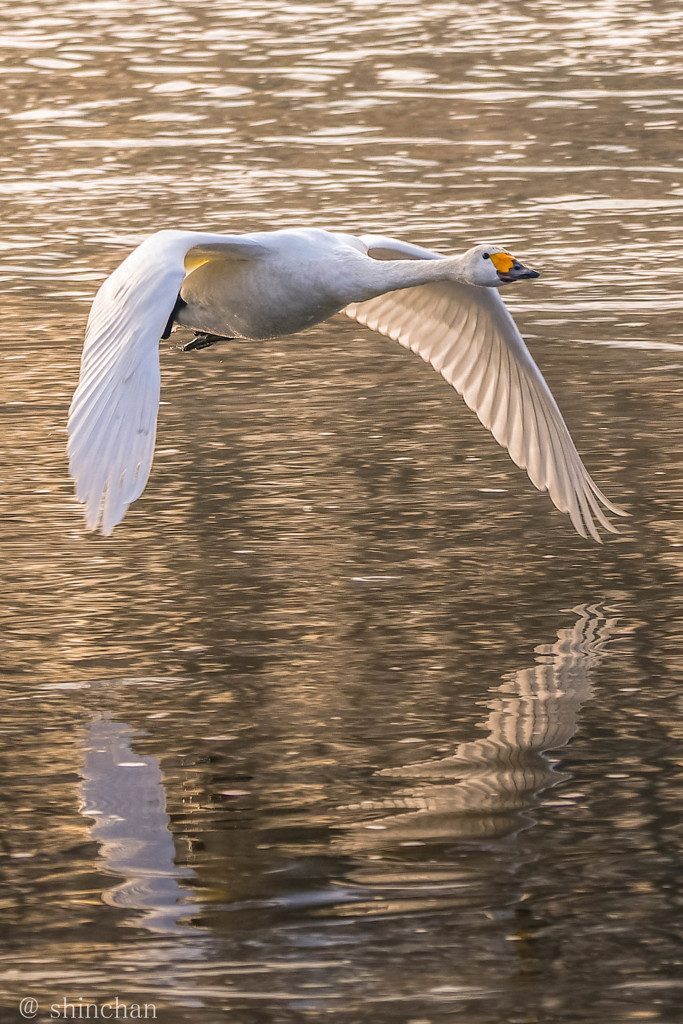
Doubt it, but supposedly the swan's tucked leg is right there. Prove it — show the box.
[181,332,233,351]
[160,291,232,350]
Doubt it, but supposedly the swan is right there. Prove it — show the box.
[67,227,626,540]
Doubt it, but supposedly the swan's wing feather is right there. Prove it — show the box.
[68,236,191,534]
[345,241,625,539]
[359,234,443,262]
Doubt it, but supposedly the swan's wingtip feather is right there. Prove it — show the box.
[610,503,630,519]
[84,498,102,533]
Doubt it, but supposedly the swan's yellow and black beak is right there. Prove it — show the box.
[490,251,540,283]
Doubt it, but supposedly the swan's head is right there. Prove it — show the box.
[462,243,540,287]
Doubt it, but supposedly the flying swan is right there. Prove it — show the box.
[67,227,626,540]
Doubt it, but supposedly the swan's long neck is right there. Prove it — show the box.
[354,254,469,303]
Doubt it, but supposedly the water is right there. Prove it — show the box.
[2,1,683,1021]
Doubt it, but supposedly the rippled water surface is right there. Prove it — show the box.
[2,2,683,1022]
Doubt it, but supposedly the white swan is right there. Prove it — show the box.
[67,227,626,539]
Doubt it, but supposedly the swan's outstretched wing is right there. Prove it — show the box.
[346,234,625,541]
[68,230,266,534]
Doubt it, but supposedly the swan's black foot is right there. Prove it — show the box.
[181,332,233,352]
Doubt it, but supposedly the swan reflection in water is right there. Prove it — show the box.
[77,605,621,937]
[339,603,621,849]
[80,712,202,938]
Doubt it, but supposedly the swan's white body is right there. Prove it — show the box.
[68,227,625,539]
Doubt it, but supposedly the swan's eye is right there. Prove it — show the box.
[482,252,490,260]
